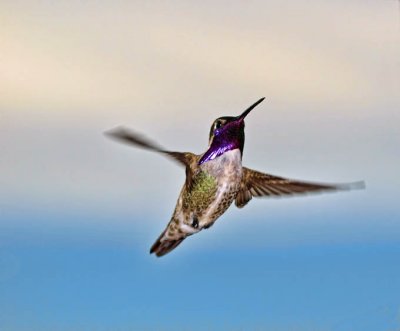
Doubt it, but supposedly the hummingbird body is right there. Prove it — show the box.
[151,149,243,256]
[106,97,364,257]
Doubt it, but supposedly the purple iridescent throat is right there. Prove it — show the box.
[198,120,244,165]
[198,97,265,166]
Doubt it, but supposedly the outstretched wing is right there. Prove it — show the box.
[105,126,196,167]
[105,126,198,188]
[235,167,365,208]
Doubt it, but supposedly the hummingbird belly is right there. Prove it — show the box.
[180,149,243,231]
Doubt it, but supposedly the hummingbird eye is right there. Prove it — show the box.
[215,120,223,129]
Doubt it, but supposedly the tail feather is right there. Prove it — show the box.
[150,230,186,257]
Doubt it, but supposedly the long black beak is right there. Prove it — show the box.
[237,97,265,121]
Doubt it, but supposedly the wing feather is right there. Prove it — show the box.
[235,167,364,208]
[105,126,198,189]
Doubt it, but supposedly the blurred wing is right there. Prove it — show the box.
[105,126,196,167]
[105,126,197,188]
[235,167,365,208]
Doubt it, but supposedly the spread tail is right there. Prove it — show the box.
[150,230,186,257]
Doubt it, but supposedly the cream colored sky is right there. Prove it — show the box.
[1,1,398,114]
[1,0,399,225]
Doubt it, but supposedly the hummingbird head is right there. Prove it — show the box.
[199,97,265,165]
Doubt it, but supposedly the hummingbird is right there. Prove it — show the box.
[105,98,364,257]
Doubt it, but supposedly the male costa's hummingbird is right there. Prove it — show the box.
[106,98,364,257]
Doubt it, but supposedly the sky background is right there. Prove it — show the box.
[1,1,399,330]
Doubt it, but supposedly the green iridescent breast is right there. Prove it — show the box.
[183,171,218,212]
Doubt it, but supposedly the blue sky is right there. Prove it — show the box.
[1,1,399,330]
